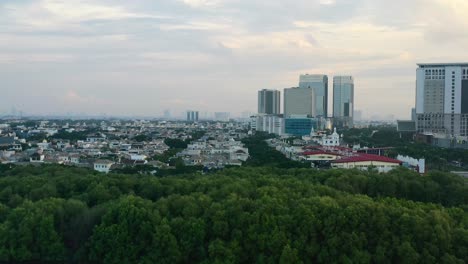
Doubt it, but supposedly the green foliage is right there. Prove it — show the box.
[0,165,466,263]
[27,133,48,142]
[242,132,310,168]
[164,138,188,149]
[154,148,183,163]
[89,196,180,263]
[133,134,151,142]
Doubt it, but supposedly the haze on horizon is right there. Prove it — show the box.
[2,0,468,119]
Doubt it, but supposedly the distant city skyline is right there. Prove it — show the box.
[2,0,468,119]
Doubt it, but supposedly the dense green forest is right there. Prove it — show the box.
[0,165,466,263]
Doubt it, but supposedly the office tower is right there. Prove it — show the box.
[411,108,416,121]
[416,63,468,136]
[354,110,363,122]
[258,89,280,114]
[186,111,199,122]
[299,74,328,117]
[163,109,171,119]
[214,112,230,122]
[333,76,354,128]
[284,87,315,117]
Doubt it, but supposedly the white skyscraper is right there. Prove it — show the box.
[333,76,354,128]
[416,63,468,136]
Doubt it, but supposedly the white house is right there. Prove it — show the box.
[93,160,114,173]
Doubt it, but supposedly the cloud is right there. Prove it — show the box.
[159,21,231,31]
[2,0,169,32]
[0,53,74,63]
[1,0,468,118]
[319,0,336,5]
[180,0,221,8]
[42,0,159,21]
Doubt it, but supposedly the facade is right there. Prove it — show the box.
[249,116,257,130]
[331,154,402,173]
[299,74,328,117]
[284,87,315,117]
[258,89,280,114]
[94,160,114,173]
[416,63,468,137]
[214,112,230,122]
[284,116,317,136]
[333,76,354,128]
[256,115,284,135]
[321,128,340,146]
[186,111,199,122]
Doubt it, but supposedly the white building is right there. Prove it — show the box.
[416,63,468,137]
[256,115,284,136]
[321,128,340,146]
[94,160,114,173]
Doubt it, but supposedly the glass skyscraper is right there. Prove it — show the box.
[299,74,328,117]
[333,76,354,128]
[258,89,280,115]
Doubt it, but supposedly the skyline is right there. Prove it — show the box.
[2,0,468,119]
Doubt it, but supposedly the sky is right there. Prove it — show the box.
[1,0,468,119]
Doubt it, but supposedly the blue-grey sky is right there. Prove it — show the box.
[1,0,468,119]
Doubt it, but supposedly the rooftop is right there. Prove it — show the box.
[332,154,402,164]
[417,63,468,67]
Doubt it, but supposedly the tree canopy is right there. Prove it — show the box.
[0,164,466,263]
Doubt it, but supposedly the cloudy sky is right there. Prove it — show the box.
[1,0,468,119]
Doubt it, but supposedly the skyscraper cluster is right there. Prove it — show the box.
[186,110,199,122]
[254,74,355,136]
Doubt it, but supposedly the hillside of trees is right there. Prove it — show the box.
[0,165,466,263]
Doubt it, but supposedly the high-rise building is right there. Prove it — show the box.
[416,63,468,136]
[258,89,280,114]
[333,76,354,128]
[214,112,230,122]
[354,110,363,122]
[186,111,199,122]
[284,87,315,117]
[299,74,328,117]
[163,109,171,119]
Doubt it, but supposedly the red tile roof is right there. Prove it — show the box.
[301,151,342,156]
[332,154,402,164]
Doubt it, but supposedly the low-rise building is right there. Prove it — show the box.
[331,154,402,172]
[94,160,114,173]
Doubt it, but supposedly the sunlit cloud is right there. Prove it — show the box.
[1,0,468,118]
